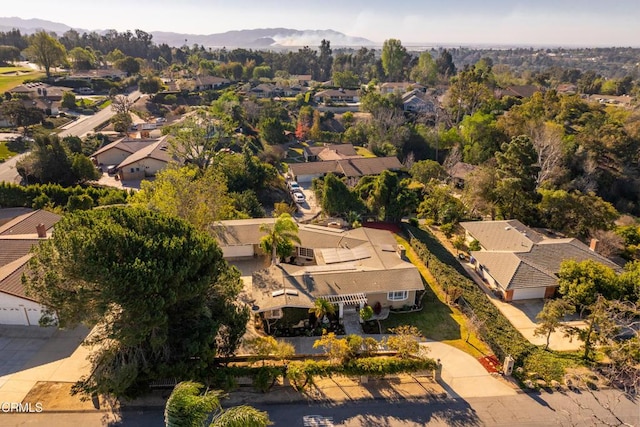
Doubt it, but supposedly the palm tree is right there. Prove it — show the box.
[165,381,271,427]
[259,213,301,265]
[309,298,336,326]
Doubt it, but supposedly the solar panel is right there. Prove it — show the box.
[318,247,371,264]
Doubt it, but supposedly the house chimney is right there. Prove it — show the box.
[397,245,406,260]
[36,223,47,238]
[589,238,600,252]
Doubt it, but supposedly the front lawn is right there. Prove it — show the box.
[0,142,18,161]
[354,146,376,158]
[381,234,491,358]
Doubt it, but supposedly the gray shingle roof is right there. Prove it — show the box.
[461,220,544,252]
[289,156,403,179]
[468,222,622,291]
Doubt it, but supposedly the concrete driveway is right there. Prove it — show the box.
[0,325,91,403]
[460,262,585,351]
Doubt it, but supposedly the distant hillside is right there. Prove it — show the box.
[0,17,87,35]
[0,17,374,48]
[151,28,374,48]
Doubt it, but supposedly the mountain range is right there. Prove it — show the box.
[0,17,374,48]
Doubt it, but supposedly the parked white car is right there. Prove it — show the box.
[293,191,306,203]
[288,181,301,191]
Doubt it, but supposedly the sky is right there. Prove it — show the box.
[6,0,640,47]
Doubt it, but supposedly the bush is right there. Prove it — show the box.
[287,357,437,391]
[0,182,130,211]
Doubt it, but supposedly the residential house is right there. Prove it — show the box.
[303,143,358,162]
[214,219,423,320]
[379,82,425,95]
[288,156,404,185]
[0,209,60,326]
[461,220,621,301]
[314,89,360,104]
[193,75,230,91]
[91,137,159,167]
[9,82,65,101]
[249,83,282,98]
[176,76,230,92]
[402,91,437,114]
[68,68,127,80]
[116,136,176,180]
[279,84,308,97]
[447,161,477,188]
[290,75,312,85]
[496,85,542,99]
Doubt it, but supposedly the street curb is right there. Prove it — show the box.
[31,392,451,414]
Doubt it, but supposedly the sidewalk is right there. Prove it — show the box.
[19,337,518,413]
[0,326,92,404]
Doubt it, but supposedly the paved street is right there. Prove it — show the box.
[58,91,141,139]
[0,152,27,184]
[254,391,640,427]
[0,389,636,427]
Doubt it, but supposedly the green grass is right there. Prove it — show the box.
[0,69,45,93]
[355,146,376,158]
[0,66,33,74]
[381,234,490,359]
[0,142,18,161]
[521,350,586,383]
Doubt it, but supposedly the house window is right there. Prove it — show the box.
[298,247,314,259]
[387,291,408,301]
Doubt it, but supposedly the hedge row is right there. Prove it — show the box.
[0,182,131,210]
[405,225,536,364]
[287,357,438,391]
[207,356,437,393]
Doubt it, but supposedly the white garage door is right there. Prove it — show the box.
[222,245,254,259]
[512,287,546,300]
[0,307,28,325]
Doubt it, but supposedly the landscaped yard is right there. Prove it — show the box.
[381,234,491,359]
[354,146,376,158]
[0,67,44,93]
[0,142,18,161]
[0,137,29,161]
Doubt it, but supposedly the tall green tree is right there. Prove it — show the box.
[357,171,419,222]
[25,31,66,78]
[164,381,272,427]
[558,259,620,314]
[494,135,540,221]
[410,52,438,86]
[409,160,445,185]
[259,213,301,265]
[538,189,618,239]
[381,39,407,81]
[168,112,231,171]
[131,165,237,233]
[435,49,456,79]
[320,173,363,216]
[24,207,249,398]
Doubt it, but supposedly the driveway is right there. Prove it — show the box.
[0,325,91,403]
[459,261,585,351]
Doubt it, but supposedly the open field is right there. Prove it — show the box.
[0,67,45,93]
